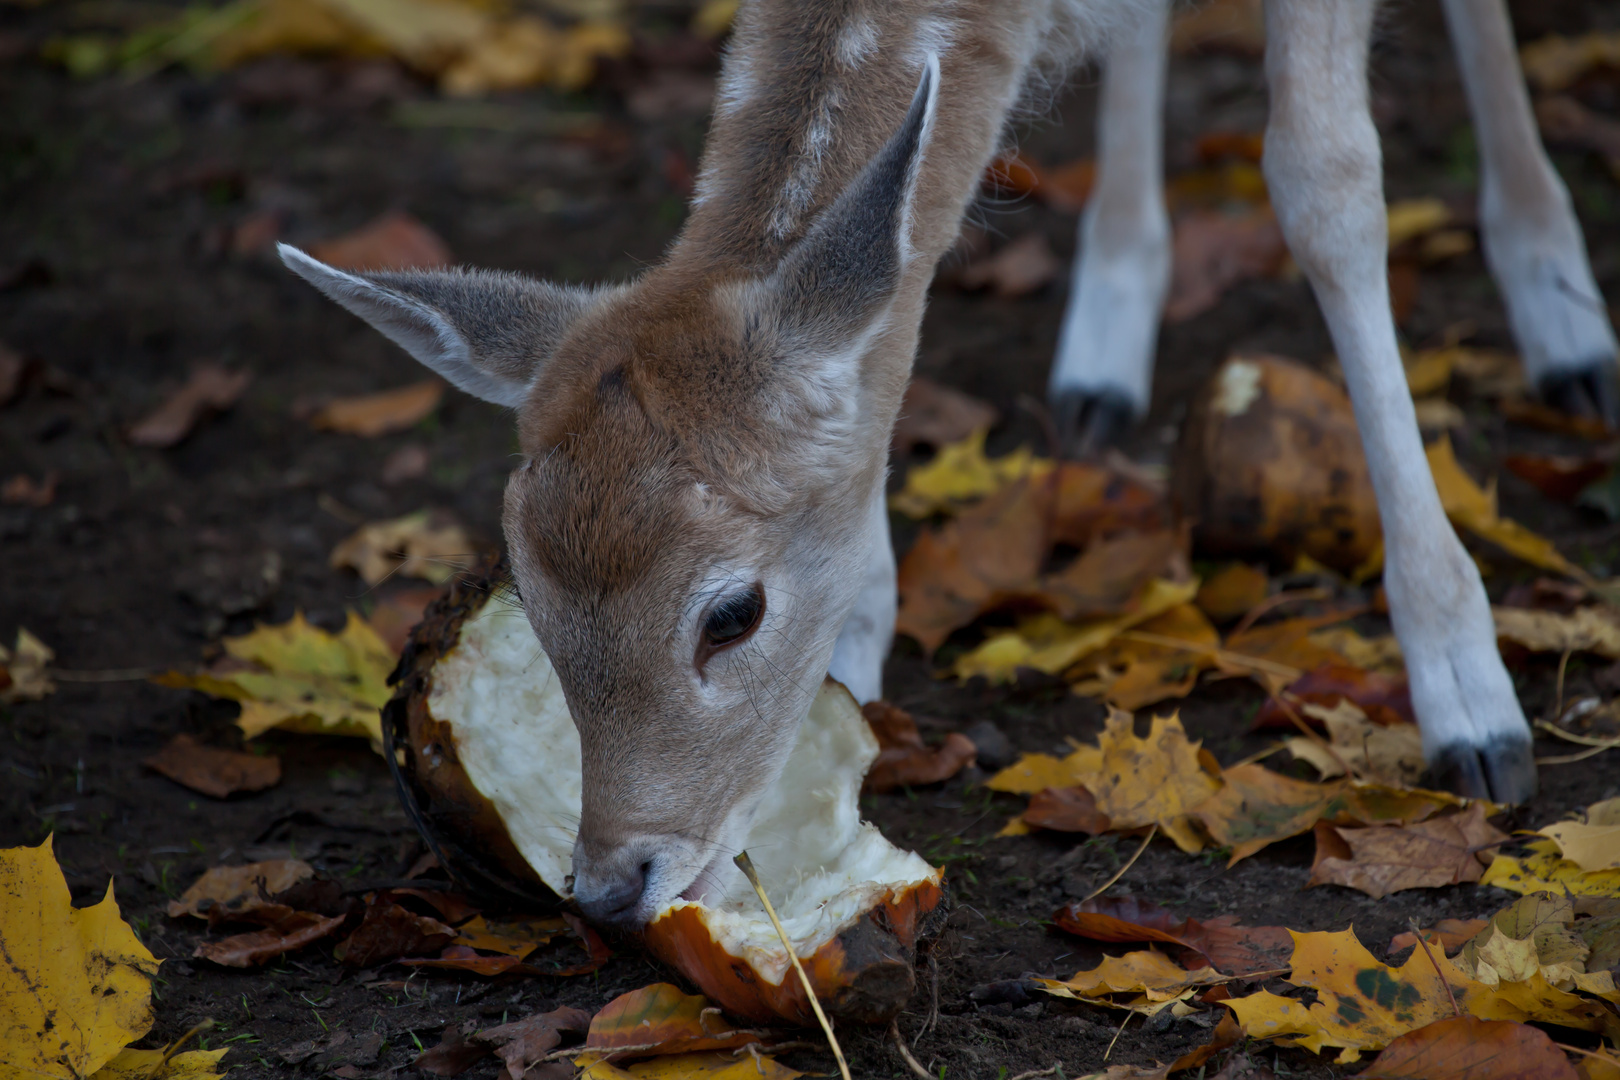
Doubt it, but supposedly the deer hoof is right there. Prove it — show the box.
[1051,387,1137,458]
[1427,735,1539,806]
[1540,361,1620,431]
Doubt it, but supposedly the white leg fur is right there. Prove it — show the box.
[1262,0,1535,800]
[826,481,895,704]
[1441,0,1618,401]
[1047,0,1172,450]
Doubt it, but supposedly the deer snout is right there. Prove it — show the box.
[570,836,687,929]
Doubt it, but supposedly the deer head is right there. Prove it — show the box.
[279,60,938,927]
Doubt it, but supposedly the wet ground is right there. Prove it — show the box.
[4,0,1620,1076]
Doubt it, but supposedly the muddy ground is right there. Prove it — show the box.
[5,1,1620,1077]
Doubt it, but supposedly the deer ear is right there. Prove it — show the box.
[768,53,939,348]
[278,244,619,408]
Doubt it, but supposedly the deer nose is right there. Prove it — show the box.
[573,858,652,927]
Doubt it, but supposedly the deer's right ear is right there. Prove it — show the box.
[278,244,619,408]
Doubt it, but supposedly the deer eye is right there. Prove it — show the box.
[702,585,765,651]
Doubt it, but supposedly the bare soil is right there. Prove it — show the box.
[4,1,1620,1077]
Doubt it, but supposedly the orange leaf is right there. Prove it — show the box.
[1357,1016,1579,1080]
[892,378,999,456]
[1389,919,1491,956]
[583,983,760,1060]
[1164,206,1288,323]
[1052,895,1291,977]
[309,379,445,437]
[142,734,281,799]
[1195,562,1270,623]
[859,701,977,793]
[127,363,252,448]
[308,211,452,271]
[1022,786,1111,835]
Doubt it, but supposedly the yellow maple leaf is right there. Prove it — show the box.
[1426,436,1586,579]
[888,428,1051,518]
[0,836,161,1079]
[1493,607,1620,659]
[90,1048,229,1080]
[1034,949,1226,1015]
[0,626,55,704]
[1482,838,1620,896]
[1538,797,1620,872]
[153,611,394,749]
[329,509,475,586]
[1228,927,1620,1063]
[985,746,1104,795]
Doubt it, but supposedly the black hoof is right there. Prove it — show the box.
[1540,362,1620,431]
[1427,736,1538,805]
[1051,387,1138,459]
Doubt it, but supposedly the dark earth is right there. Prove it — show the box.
[5,0,1620,1076]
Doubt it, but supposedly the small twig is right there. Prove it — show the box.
[1535,719,1620,747]
[152,1019,215,1076]
[1006,1067,1063,1080]
[1229,588,1333,637]
[890,1020,933,1080]
[1264,689,1354,778]
[1553,648,1574,727]
[1555,1042,1620,1066]
[735,851,851,1080]
[1104,1009,1133,1060]
[1113,631,1303,680]
[1408,918,1461,1018]
[1077,825,1157,906]
[1539,743,1620,765]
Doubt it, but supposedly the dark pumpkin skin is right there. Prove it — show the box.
[382,559,947,1023]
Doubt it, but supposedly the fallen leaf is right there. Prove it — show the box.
[1164,207,1288,323]
[1196,563,1270,623]
[1520,30,1620,93]
[1170,0,1264,55]
[1505,452,1615,503]
[1227,928,1619,1063]
[1225,610,1362,675]
[577,1051,802,1080]
[127,363,252,448]
[1356,1016,1579,1080]
[1307,803,1508,899]
[308,211,452,270]
[168,859,316,920]
[1196,131,1266,165]
[0,340,30,406]
[555,912,612,976]
[1256,662,1413,732]
[330,509,478,586]
[1072,601,1219,711]
[1022,786,1111,834]
[1428,436,1585,578]
[583,983,761,1061]
[1453,893,1617,996]
[417,1022,488,1077]
[1285,699,1424,787]
[195,909,346,967]
[891,378,1000,456]
[1494,605,1620,659]
[1034,948,1227,1015]
[0,626,55,703]
[1053,896,1292,976]
[889,428,1048,517]
[453,914,567,959]
[142,733,281,798]
[154,611,395,748]
[1038,528,1189,622]
[1503,395,1614,440]
[90,1048,229,1080]
[2,470,58,507]
[403,944,533,977]
[309,379,444,436]
[1482,839,1620,897]
[859,702,976,793]
[1538,797,1620,872]
[0,836,160,1079]
[382,443,431,484]
[333,897,456,967]
[955,232,1061,297]
[1386,198,1453,249]
[985,153,1095,211]
[366,584,445,654]
[1074,710,1221,853]
[478,1006,593,1080]
[1389,920,1490,956]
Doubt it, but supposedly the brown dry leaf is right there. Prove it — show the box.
[1033,948,1227,1015]
[309,379,444,437]
[860,702,977,793]
[1504,451,1615,503]
[1037,528,1188,622]
[1357,1016,1580,1080]
[382,443,431,484]
[142,734,281,799]
[0,627,55,704]
[127,363,252,448]
[1022,786,1111,834]
[195,909,346,967]
[1224,610,1362,675]
[1073,602,1221,711]
[1520,30,1620,93]
[1227,927,1620,1063]
[1503,395,1615,440]
[2,470,58,507]
[1170,0,1264,54]
[366,584,445,654]
[892,378,999,456]
[168,859,315,920]
[1286,700,1424,787]
[1172,355,1383,572]
[1196,563,1270,623]
[1389,919,1491,956]
[330,509,476,586]
[476,1006,593,1080]
[1053,896,1292,976]
[1068,709,1222,853]
[1254,661,1414,732]
[1307,803,1508,899]
[1493,605,1620,659]
[0,340,29,406]
[334,897,456,967]
[308,211,452,271]
[583,983,761,1060]
[955,232,1061,297]
[1164,207,1288,323]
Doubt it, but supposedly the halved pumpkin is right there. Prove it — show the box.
[385,562,945,1025]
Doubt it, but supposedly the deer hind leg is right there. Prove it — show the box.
[1442,0,1619,423]
[1261,0,1535,801]
[827,480,895,704]
[1047,0,1172,456]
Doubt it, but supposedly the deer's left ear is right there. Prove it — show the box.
[764,53,939,351]
[279,245,622,408]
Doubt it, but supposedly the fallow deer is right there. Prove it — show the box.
[279,0,1610,928]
